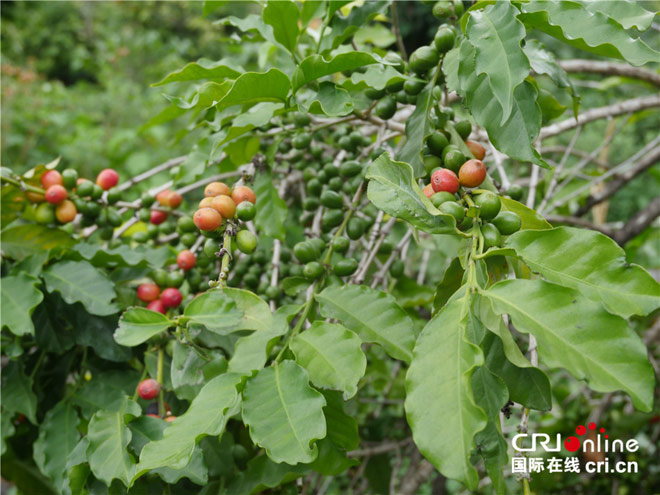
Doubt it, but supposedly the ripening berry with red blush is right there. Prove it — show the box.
[96,169,119,190]
[193,207,223,231]
[161,287,182,308]
[146,299,166,314]
[45,185,68,204]
[231,186,256,205]
[137,379,161,400]
[431,168,460,194]
[423,183,434,199]
[150,210,168,225]
[40,170,63,189]
[458,159,487,188]
[167,192,183,209]
[137,283,160,302]
[177,250,196,271]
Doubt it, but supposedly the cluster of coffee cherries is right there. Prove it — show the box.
[30,168,122,235]
[137,378,176,422]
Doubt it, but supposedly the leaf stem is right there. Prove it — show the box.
[1,175,46,195]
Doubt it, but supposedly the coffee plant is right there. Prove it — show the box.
[2,1,659,494]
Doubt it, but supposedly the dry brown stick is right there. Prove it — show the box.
[559,59,660,88]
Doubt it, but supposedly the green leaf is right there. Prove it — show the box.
[254,171,288,240]
[262,0,300,55]
[86,397,141,486]
[291,322,366,400]
[71,370,138,419]
[114,307,173,347]
[63,438,90,495]
[519,0,660,66]
[537,87,567,123]
[505,227,660,318]
[322,391,359,451]
[71,312,132,362]
[1,413,15,455]
[396,85,435,177]
[1,273,43,336]
[366,153,456,235]
[217,102,284,146]
[354,23,397,48]
[474,421,508,495]
[500,196,552,230]
[297,82,354,117]
[42,260,118,316]
[167,81,233,110]
[301,0,325,26]
[226,455,308,495]
[1,224,74,260]
[405,296,487,489]
[216,69,291,111]
[33,401,80,490]
[481,330,552,411]
[466,1,530,123]
[316,284,415,363]
[153,58,242,86]
[293,51,380,92]
[1,360,38,424]
[483,279,655,412]
[452,39,549,169]
[470,367,508,420]
[580,0,656,31]
[433,258,464,312]
[71,243,171,269]
[242,360,327,464]
[170,341,227,401]
[319,1,389,52]
[344,64,405,91]
[228,327,287,374]
[183,291,243,334]
[135,373,242,479]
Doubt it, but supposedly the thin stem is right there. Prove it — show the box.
[29,350,47,379]
[1,175,46,195]
[217,228,233,288]
[391,2,407,61]
[157,347,165,417]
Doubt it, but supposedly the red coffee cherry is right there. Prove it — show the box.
[137,379,161,400]
[137,283,160,302]
[161,287,182,308]
[156,189,173,206]
[40,170,63,189]
[204,181,231,197]
[458,159,487,188]
[177,250,196,271]
[146,299,166,314]
[45,185,68,204]
[150,210,168,225]
[193,207,222,231]
[96,169,119,190]
[231,186,256,205]
[431,168,460,194]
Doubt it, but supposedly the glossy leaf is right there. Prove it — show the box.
[135,373,243,479]
[316,284,415,363]
[183,290,243,334]
[1,224,73,260]
[474,421,508,495]
[1,273,43,336]
[580,0,655,31]
[291,322,366,399]
[63,438,90,495]
[242,360,327,464]
[500,196,552,230]
[366,153,456,235]
[215,69,291,111]
[471,367,508,420]
[114,307,173,347]
[466,1,530,123]
[254,171,288,240]
[484,279,654,411]
[397,85,435,177]
[33,400,80,490]
[1,360,38,424]
[405,296,487,489]
[153,58,242,86]
[226,455,308,495]
[433,258,464,312]
[42,260,118,316]
[263,0,300,56]
[297,82,354,117]
[72,243,171,269]
[86,397,141,486]
[505,227,660,318]
[319,1,389,52]
[170,342,227,401]
[481,330,552,411]
[449,39,549,169]
[523,39,573,90]
[519,0,660,66]
[345,64,405,91]
[293,51,380,92]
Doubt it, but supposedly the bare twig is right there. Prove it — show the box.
[545,215,615,237]
[613,196,660,245]
[116,155,186,192]
[537,126,582,212]
[539,94,660,140]
[559,59,660,88]
[391,2,407,62]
